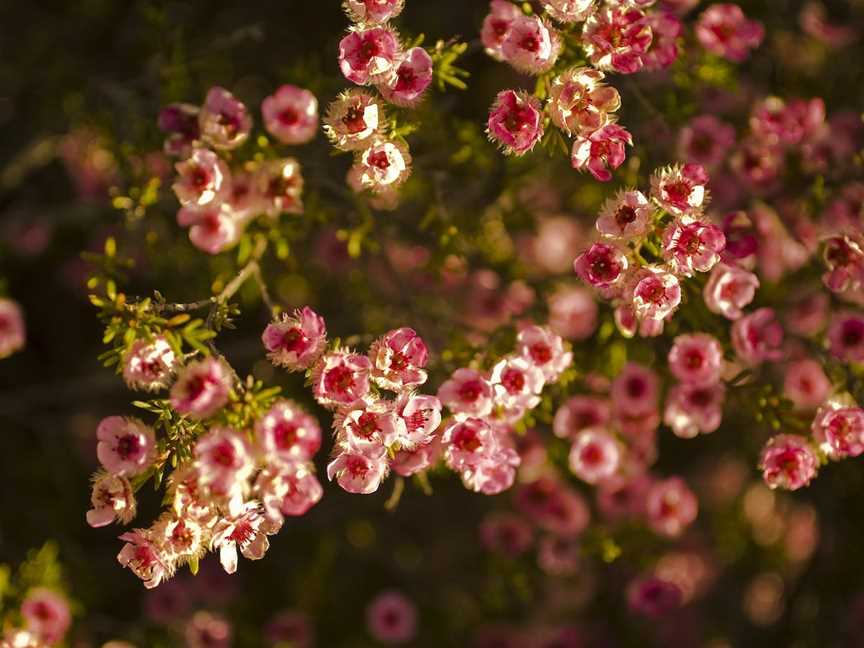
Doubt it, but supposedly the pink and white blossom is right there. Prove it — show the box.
[643,10,683,70]
[437,368,494,418]
[324,90,381,150]
[703,262,760,320]
[21,589,71,645]
[256,460,323,519]
[661,219,726,276]
[568,428,621,484]
[117,529,172,589]
[394,392,443,449]
[261,85,318,145]
[571,123,633,182]
[489,354,545,419]
[612,362,659,416]
[547,285,598,340]
[96,416,156,476]
[630,266,682,322]
[695,3,764,62]
[481,0,522,61]
[327,448,389,494]
[87,473,136,528]
[548,66,621,137]
[170,357,232,420]
[366,591,417,644]
[731,307,784,365]
[255,399,322,462]
[338,26,402,85]
[646,477,698,537]
[378,47,433,107]
[554,395,611,440]
[172,148,230,208]
[311,350,372,409]
[255,157,304,216]
[650,163,709,216]
[122,336,176,391]
[582,5,653,74]
[541,0,594,24]
[516,325,572,382]
[262,307,328,371]
[574,242,629,289]
[501,15,562,75]
[211,502,280,574]
[664,382,726,438]
[759,434,819,490]
[678,114,737,168]
[487,90,544,156]
[194,426,255,499]
[668,333,723,386]
[353,139,412,192]
[344,0,404,25]
[198,87,252,150]
[176,204,244,254]
[596,189,653,240]
[812,402,864,459]
[784,359,831,410]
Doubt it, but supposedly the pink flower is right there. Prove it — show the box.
[262,307,327,371]
[695,3,764,62]
[514,477,591,537]
[678,115,737,168]
[122,336,176,391]
[344,0,404,25]
[394,392,443,449]
[261,85,318,145]
[573,242,629,288]
[643,10,683,70]
[117,529,172,589]
[379,47,433,107]
[828,312,864,363]
[597,473,654,522]
[759,434,818,490]
[786,292,829,337]
[481,0,522,61]
[547,286,598,340]
[172,148,230,208]
[0,298,25,358]
[324,90,382,150]
[195,427,254,498]
[668,333,723,386]
[354,139,412,192]
[442,417,497,471]
[87,473,136,527]
[568,428,621,484]
[627,576,683,618]
[612,362,659,416]
[185,611,232,648]
[336,400,404,451]
[784,359,831,410]
[211,502,281,573]
[255,399,322,462]
[501,15,561,74]
[813,404,864,459]
[631,267,682,321]
[554,395,611,439]
[177,204,244,254]
[339,26,402,85]
[650,163,709,216]
[646,477,698,537]
[21,589,71,645]
[703,262,759,320]
[311,350,372,408]
[750,96,825,146]
[731,307,784,365]
[479,512,534,557]
[96,416,156,476]
[548,66,621,137]
[541,0,594,23]
[487,90,544,156]
[730,137,784,190]
[661,219,725,276]
[463,446,521,494]
[489,355,545,420]
[150,514,205,566]
[571,123,633,182]
[366,591,417,644]
[516,325,572,382]
[582,6,653,74]
[170,357,232,419]
[256,460,323,519]
[327,448,389,494]
[664,382,726,438]
[822,235,864,295]
[437,368,494,418]
[537,535,581,576]
[198,86,252,150]
[596,189,653,240]
[255,157,304,216]
[158,102,200,157]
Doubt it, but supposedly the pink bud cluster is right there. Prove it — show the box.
[573,162,723,336]
[437,325,573,494]
[161,85,315,254]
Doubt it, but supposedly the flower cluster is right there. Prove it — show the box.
[574,162,722,336]
[161,85,314,254]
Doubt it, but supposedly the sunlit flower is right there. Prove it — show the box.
[568,428,621,484]
[256,459,323,519]
[172,148,230,208]
[596,189,653,240]
[21,589,71,645]
[695,3,764,62]
[438,368,494,418]
[176,204,244,254]
[630,266,682,322]
[311,350,372,409]
[571,123,633,182]
[548,66,620,137]
[662,219,726,276]
[122,336,176,391]
[344,0,405,25]
[393,392,443,450]
[812,403,864,459]
[501,15,561,74]
[96,416,156,476]
[327,447,389,494]
[170,357,232,420]
[759,434,818,490]
[646,477,698,537]
[324,90,382,150]
[489,354,545,419]
[87,473,136,528]
[255,399,322,462]
[574,242,629,289]
[650,163,709,216]
[339,26,402,85]
[731,307,784,365]
[582,5,653,74]
[354,139,412,192]
[262,307,328,371]
[117,529,172,589]
[703,262,760,320]
[211,502,281,573]
[664,382,726,438]
[487,90,544,156]
[198,86,252,150]
[541,0,594,23]
[255,157,304,216]
[516,325,572,382]
[481,0,523,61]
[379,47,433,107]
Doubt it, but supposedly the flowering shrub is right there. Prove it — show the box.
[2,0,864,646]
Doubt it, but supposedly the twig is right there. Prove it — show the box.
[384,476,405,512]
